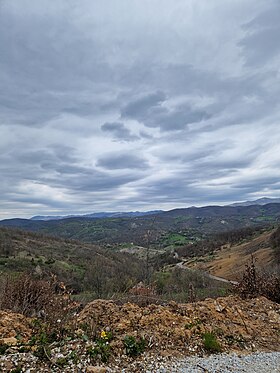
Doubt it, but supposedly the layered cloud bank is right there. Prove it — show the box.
[0,0,280,218]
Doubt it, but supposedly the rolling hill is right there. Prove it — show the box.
[0,227,145,297]
[184,228,278,281]
[1,203,280,247]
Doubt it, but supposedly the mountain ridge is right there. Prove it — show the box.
[1,203,280,246]
[228,197,280,207]
[31,210,163,221]
[26,197,280,221]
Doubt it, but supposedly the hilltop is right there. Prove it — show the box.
[229,197,280,207]
[27,197,280,221]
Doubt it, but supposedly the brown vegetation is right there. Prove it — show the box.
[270,225,280,263]
[235,256,280,303]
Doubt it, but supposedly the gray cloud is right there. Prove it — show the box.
[121,92,210,131]
[240,2,280,67]
[0,0,280,218]
[101,122,139,141]
[121,91,166,120]
[97,154,149,170]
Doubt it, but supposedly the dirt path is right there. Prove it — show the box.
[176,261,239,285]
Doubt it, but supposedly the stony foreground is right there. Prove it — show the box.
[1,351,280,372]
[144,351,280,372]
[0,295,280,372]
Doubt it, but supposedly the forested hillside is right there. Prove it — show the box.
[1,204,280,247]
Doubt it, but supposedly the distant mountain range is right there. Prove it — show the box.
[31,210,163,221]
[1,201,280,246]
[29,197,280,221]
[228,197,280,207]
[27,197,280,221]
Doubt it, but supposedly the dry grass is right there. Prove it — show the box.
[188,230,275,281]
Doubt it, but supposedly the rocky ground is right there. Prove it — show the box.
[0,295,280,372]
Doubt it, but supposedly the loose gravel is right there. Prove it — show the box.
[144,352,280,373]
[1,350,280,372]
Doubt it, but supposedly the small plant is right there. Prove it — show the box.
[123,335,146,357]
[68,350,79,364]
[87,330,113,363]
[80,319,99,340]
[236,256,258,298]
[202,332,221,353]
[185,318,202,329]
[55,356,68,367]
[29,322,58,362]
[33,344,52,362]
[0,343,8,354]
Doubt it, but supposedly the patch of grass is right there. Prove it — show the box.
[68,350,79,364]
[202,332,221,353]
[165,233,188,245]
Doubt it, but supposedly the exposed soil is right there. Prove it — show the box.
[186,231,275,281]
[79,295,280,355]
[0,295,280,372]
[0,311,33,344]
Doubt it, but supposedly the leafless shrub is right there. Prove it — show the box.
[270,226,280,263]
[188,283,196,303]
[0,273,53,316]
[235,256,280,303]
[0,273,79,320]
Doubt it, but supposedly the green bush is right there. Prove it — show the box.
[123,335,146,357]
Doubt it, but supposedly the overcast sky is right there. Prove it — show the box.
[0,0,280,219]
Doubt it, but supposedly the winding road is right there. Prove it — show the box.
[176,261,239,285]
